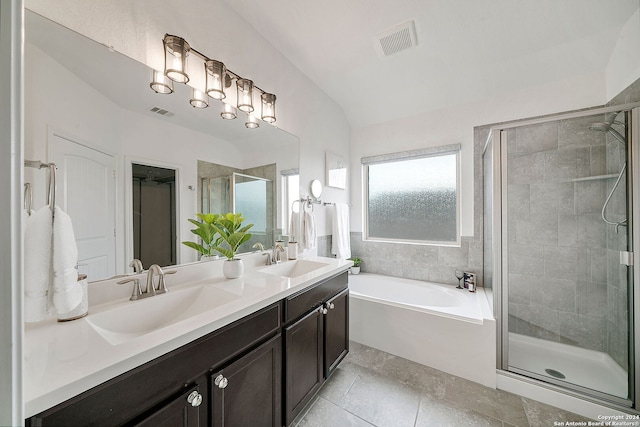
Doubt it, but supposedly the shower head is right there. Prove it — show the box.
[590,121,626,145]
[589,122,611,132]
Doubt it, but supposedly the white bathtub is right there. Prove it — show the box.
[349,273,496,387]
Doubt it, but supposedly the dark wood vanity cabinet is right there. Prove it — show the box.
[284,307,325,425]
[210,334,282,427]
[26,302,282,427]
[132,384,204,427]
[27,270,350,427]
[283,272,349,426]
[324,288,349,377]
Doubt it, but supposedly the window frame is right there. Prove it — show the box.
[362,144,461,247]
[280,168,299,234]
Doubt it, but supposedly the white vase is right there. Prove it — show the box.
[351,266,360,275]
[200,254,218,262]
[223,258,244,279]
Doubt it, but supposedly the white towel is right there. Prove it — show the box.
[331,203,351,259]
[52,206,82,315]
[24,206,53,322]
[289,211,300,242]
[24,206,81,322]
[301,211,316,250]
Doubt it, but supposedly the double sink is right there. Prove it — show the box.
[86,259,330,345]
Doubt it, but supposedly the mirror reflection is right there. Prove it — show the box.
[24,10,300,282]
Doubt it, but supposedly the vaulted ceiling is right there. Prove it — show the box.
[225,0,639,128]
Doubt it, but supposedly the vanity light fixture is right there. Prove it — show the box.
[205,59,227,100]
[221,103,237,120]
[190,89,209,108]
[245,113,260,129]
[261,93,276,123]
[150,70,174,94]
[153,34,277,125]
[236,78,254,113]
[163,35,190,83]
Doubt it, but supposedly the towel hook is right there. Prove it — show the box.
[24,183,33,215]
[47,163,57,211]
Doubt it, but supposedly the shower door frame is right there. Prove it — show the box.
[487,102,640,410]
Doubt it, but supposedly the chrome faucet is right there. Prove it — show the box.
[272,242,285,264]
[146,264,177,295]
[117,263,176,301]
[129,258,144,273]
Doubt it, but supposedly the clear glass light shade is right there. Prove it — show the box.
[163,35,190,83]
[221,103,237,120]
[190,89,209,108]
[150,70,174,94]
[261,93,276,123]
[205,60,226,100]
[245,114,260,129]
[236,78,254,113]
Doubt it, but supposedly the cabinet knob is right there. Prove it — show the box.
[318,306,328,315]
[214,374,229,389]
[186,390,202,407]
[326,302,335,310]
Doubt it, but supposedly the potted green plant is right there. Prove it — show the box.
[182,213,223,260]
[348,257,362,275]
[210,212,254,278]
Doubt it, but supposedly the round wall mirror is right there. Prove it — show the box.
[310,179,323,199]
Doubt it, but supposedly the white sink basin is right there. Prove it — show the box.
[86,285,240,345]
[259,259,329,278]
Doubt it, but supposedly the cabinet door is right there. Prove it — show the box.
[324,288,349,377]
[210,334,282,427]
[284,307,324,426]
[132,385,203,427]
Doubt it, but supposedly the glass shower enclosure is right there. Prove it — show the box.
[202,172,274,253]
[484,105,639,408]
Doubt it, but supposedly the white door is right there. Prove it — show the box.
[50,133,116,281]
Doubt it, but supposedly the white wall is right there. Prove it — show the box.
[25,0,352,249]
[606,8,640,102]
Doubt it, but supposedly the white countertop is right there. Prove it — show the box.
[24,254,352,417]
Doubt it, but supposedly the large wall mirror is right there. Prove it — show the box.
[24,10,300,282]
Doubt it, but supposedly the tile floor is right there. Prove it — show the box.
[295,341,592,427]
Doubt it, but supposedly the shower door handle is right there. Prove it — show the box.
[620,251,634,266]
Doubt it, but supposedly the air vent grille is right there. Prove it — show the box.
[375,20,417,57]
[149,106,174,117]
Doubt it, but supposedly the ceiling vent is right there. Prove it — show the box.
[375,20,417,57]
[149,106,174,118]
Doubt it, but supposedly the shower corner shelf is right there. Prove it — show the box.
[571,174,618,183]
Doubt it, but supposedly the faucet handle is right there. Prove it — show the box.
[117,277,143,301]
[156,270,177,294]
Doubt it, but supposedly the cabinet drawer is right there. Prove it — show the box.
[27,302,281,426]
[284,271,347,324]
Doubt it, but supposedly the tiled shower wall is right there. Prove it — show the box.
[504,115,628,369]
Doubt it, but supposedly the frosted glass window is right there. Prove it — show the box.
[364,150,459,244]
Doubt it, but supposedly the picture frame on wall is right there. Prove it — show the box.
[326,151,347,189]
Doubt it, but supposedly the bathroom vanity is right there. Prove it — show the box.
[24,255,351,427]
